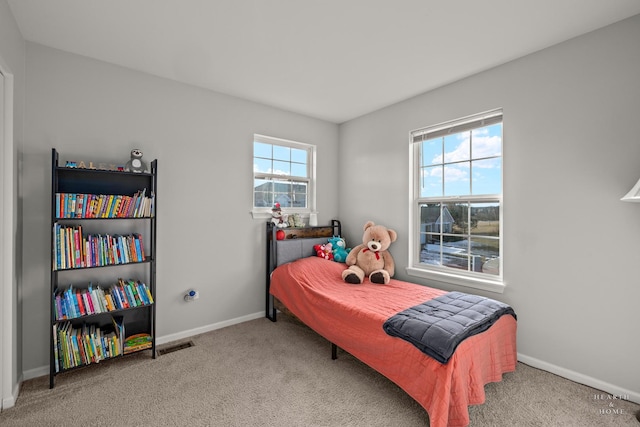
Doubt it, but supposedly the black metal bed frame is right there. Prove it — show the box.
[265,219,341,322]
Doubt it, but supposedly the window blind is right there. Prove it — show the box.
[412,109,503,143]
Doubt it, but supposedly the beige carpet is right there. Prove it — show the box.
[1,315,638,426]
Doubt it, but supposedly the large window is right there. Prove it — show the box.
[252,134,316,217]
[408,109,504,292]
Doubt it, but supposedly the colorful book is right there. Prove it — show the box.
[123,333,152,354]
[53,324,59,372]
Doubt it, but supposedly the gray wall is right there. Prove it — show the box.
[9,2,640,404]
[339,15,640,399]
[21,43,339,373]
[0,0,25,405]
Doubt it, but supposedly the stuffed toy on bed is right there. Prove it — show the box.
[314,242,334,260]
[342,221,397,285]
[328,236,351,263]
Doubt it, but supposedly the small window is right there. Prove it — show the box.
[252,134,316,218]
[408,109,504,293]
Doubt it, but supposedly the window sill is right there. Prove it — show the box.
[406,266,505,294]
[250,210,310,220]
[251,211,273,220]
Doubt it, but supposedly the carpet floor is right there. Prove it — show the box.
[1,315,638,426]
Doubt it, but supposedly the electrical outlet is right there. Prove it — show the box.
[184,289,199,301]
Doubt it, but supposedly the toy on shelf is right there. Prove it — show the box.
[271,203,289,228]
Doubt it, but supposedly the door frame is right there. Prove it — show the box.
[0,59,16,410]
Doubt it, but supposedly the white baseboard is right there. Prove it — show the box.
[1,374,21,410]
[23,311,266,382]
[156,311,264,345]
[22,366,47,382]
[518,353,640,404]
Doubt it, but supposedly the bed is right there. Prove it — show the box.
[265,220,517,427]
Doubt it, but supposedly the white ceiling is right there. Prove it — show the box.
[7,0,640,123]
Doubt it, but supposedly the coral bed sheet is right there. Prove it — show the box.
[269,256,517,427]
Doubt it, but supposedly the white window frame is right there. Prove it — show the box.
[407,109,505,293]
[251,134,316,220]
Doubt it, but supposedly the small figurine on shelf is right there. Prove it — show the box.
[271,202,289,228]
[289,213,305,228]
[124,149,148,173]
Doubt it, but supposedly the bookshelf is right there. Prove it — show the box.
[49,148,157,388]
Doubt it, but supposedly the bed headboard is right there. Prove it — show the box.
[274,237,329,266]
[266,219,341,321]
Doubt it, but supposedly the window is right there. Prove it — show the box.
[408,109,504,293]
[252,134,316,218]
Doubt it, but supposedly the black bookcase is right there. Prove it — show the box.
[49,148,157,388]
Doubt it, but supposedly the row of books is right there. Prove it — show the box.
[55,189,154,219]
[53,224,145,270]
[53,316,124,372]
[53,279,154,321]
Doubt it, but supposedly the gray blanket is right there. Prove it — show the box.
[382,291,516,364]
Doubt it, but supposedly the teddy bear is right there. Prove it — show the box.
[271,202,289,228]
[342,221,397,285]
[313,242,334,260]
[124,149,148,173]
[328,236,351,263]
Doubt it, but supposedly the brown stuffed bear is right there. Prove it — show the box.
[342,221,397,284]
